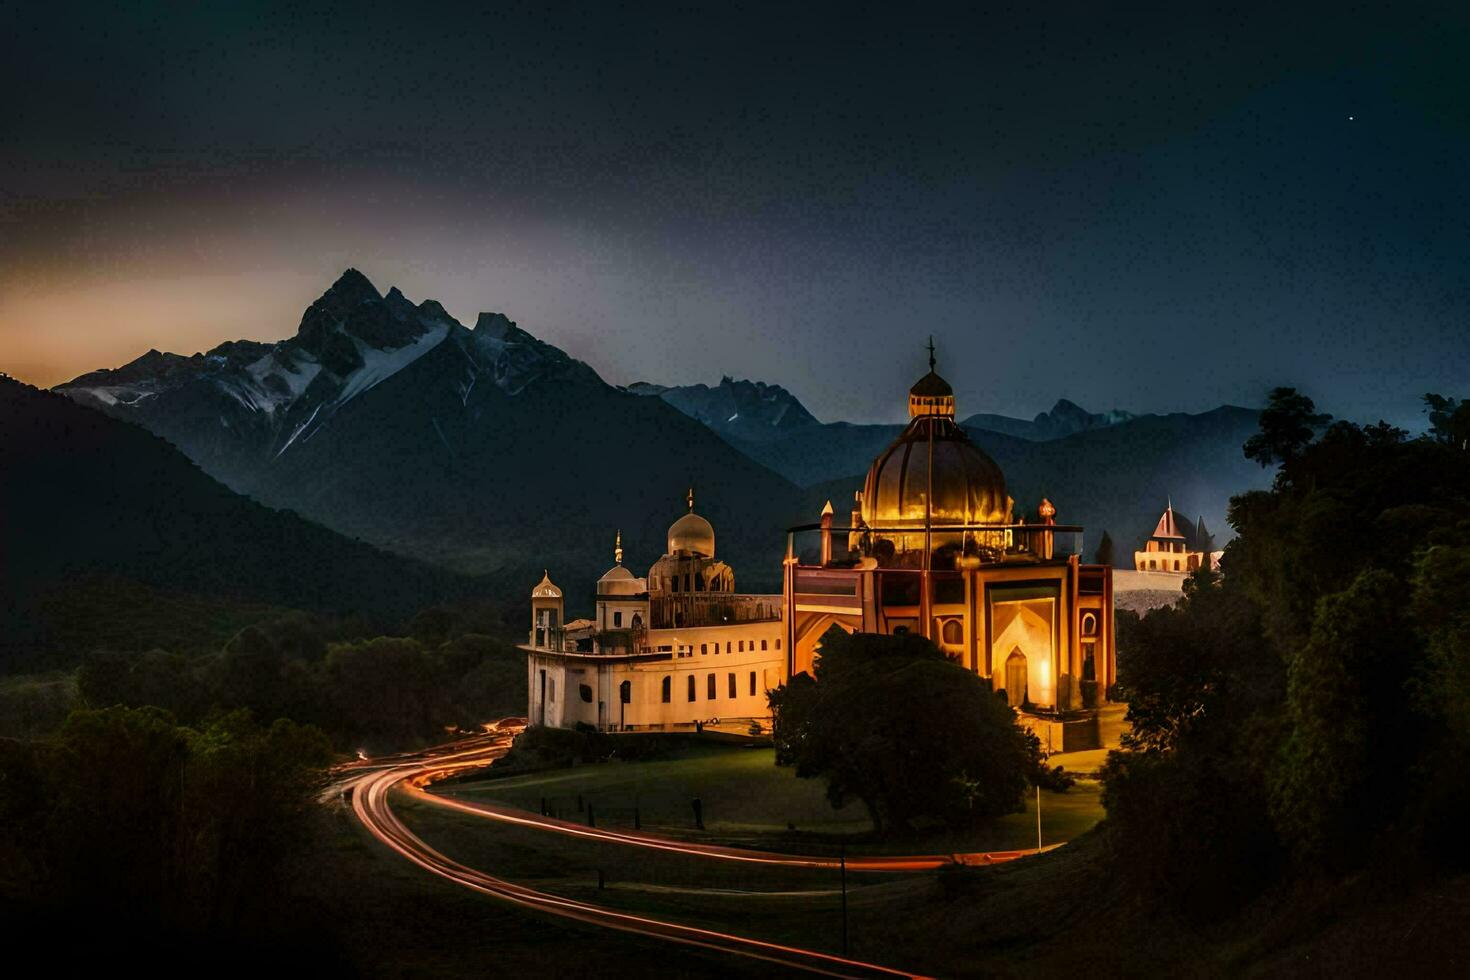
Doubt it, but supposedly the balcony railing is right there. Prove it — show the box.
[786,522,1087,571]
[648,593,782,630]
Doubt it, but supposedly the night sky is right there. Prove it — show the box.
[3,2,1466,428]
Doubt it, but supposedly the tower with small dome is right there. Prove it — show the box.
[523,491,784,732]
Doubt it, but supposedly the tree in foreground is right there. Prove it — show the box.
[1104,386,1470,915]
[769,627,1049,836]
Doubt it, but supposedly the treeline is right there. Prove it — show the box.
[0,706,336,959]
[1103,390,1470,912]
[74,612,528,753]
[0,609,528,753]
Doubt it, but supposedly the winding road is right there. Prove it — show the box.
[337,726,1049,977]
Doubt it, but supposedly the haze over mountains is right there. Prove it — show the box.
[55,270,1272,598]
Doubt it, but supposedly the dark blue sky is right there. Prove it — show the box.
[2,2,1466,427]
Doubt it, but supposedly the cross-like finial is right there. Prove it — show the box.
[687,486,695,512]
[614,529,623,565]
[926,336,936,371]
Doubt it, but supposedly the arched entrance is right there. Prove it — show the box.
[1004,650,1028,707]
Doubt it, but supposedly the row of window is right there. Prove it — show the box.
[676,636,782,658]
[544,670,761,707]
[1142,559,1183,571]
[660,671,759,703]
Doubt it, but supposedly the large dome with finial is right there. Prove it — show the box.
[863,341,1010,532]
[667,487,715,557]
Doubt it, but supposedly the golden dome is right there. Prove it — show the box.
[668,511,715,557]
[666,488,715,557]
[862,415,1010,528]
[860,347,1012,560]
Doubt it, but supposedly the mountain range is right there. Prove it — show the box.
[633,379,1267,553]
[0,376,478,666]
[54,269,1272,598]
[58,270,811,596]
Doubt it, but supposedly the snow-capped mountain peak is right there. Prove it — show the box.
[56,269,604,466]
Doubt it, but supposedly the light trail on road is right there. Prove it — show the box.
[342,731,927,978]
[410,782,1054,871]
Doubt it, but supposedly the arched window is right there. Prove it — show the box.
[1081,612,1098,637]
[579,684,593,703]
[661,676,671,703]
[749,671,757,696]
[760,639,768,650]
[687,675,696,702]
[727,673,736,698]
[941,619,963,645]
[707,673,717,699]
[632,613,643,629]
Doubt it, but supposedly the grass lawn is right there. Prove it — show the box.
[443,741,1105,856]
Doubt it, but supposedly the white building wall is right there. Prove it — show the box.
[525,619,785,731]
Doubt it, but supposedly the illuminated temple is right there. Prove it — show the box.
[524,349,1116,735]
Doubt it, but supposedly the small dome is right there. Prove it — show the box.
[597,563,646,596]
[909,370,953,398]
[908,338,956,418]
[531,570,562,598]
[668,511,715,558]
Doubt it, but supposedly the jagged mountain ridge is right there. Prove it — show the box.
[62,269,599,490]
[57,271,810,595]
[961,398,1136,442]
[625,377,821,442]
[56,270,1266,582]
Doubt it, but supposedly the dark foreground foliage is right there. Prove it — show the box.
[0,706,331,941]
[1106,389,1470,916]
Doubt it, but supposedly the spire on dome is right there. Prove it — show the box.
[614,529,623,565]
[927,335,936,371]
[687,486,695,512]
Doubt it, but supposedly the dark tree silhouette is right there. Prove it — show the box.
[1243,387,1332,467]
